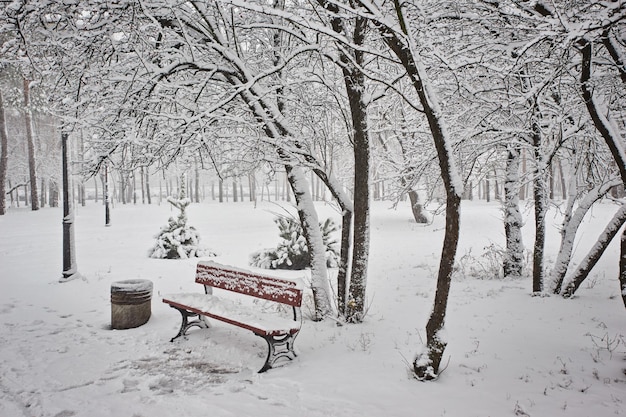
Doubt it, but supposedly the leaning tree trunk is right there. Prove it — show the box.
[562,204,626,297]
[23,78,39,211]
[286,165,333,320]
[551,179,621,293]
[580,41,626,308]
[304,165,354,317]
[0,92,8,215]
[503,144,524,278]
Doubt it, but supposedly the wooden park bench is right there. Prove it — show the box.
[162,261,304,373]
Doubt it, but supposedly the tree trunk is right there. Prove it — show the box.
[619,231,626,309]
[40,178,46,208]
[558,158,567,200]
[94,175,99,203]
[132,171,137,204]
[420,192,460,379]
[146,169,151,204]
[503,145,524,278]
[562,205,626,297]
[50,181,59,207]
[141,166,146,204]
[305,169,354,319]
[485,178,490,202]
[0,92,8,215]
[339,15,371,324]
[529,95,547,293]
[580,41,626,308]
[371,0,463,378]
[346,91,370,323]
[120,175,126,204]
[551,180,620,293]
[286,165,333,320]
[195,160,200,203]
[493,169,500,201]
[532,153,546,293]
[23,79,39,211]
[409,190,428,223]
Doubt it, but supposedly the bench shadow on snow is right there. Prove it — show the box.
[106,326,272,395]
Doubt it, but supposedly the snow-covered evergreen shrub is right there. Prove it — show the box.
[149,178,213,259]
[250,215,339,270]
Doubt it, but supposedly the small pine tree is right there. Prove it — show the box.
[250,215,339,270]
[149,176,212,259]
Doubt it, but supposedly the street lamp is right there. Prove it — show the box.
[60,132,80,282]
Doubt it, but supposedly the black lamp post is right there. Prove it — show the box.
[104,161,110,226]
[60,132,79,282]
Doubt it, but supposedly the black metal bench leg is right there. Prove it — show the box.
[169,306,209,342]
[257,332,299,373]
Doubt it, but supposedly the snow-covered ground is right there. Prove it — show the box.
[0,199,624,417]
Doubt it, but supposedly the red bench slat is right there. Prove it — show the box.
[195,261,303,306]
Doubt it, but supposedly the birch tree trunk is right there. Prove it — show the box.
[503,144,524,278]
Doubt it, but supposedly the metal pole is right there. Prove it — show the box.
[104,162,111,226]
[61,132,78,281]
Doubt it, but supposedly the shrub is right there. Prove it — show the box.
[149,177,212,259]
[250,215,339,270]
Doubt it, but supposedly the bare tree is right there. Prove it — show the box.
[350,0,464,379]
[23,78,39,210]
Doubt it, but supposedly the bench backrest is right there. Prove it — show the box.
[195,261,304,307]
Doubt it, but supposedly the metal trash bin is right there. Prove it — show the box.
[111,279,153,329]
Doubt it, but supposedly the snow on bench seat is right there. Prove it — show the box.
[161,292,301,336]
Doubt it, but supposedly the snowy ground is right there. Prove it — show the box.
[0,198,625,417]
